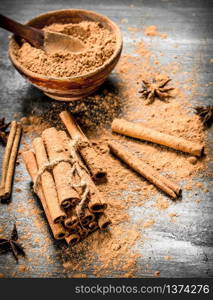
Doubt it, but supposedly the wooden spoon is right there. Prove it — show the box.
[0,14,85,54]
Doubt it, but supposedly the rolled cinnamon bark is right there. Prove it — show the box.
[66,226,78,235]
[65,233,80,246]
[77,225,89,239]
[32,137,66,223]
[65,208,95,229]
[22,150,66,240]
[0,121,17,196]
[108,141,181,199]
[59,130,107,213]
[81,208,95,227]
[0,122,22,200]
[112,118,204,157]
[64,216,78,229]
[88,221,98,231]
[87,190,107,213]
[97,213,112,230]
[60,110,107,183]
[64,209,78,229]
[42,127,80,209]
[155,173,181,196]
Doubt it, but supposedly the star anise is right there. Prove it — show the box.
[138,76,174,104]
[0,118,11,146]
[0,224,25,262]
[194,105,213,128]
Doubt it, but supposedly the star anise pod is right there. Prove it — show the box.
[0,118,11,146]
[194,105,213,128]
[0,224,25,262]
[138,76,174,104]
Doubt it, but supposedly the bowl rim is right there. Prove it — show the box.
[8,8,123,82]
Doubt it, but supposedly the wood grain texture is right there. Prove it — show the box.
[0,13,44,48]
[0,0,212,278]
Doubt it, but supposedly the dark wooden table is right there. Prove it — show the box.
[0,0,212,278]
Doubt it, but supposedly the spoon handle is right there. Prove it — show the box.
[0,14,44,48]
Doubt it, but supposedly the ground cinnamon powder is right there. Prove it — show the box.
[13,26,211,278]
[144,25,168,39]
[13,21,116,77]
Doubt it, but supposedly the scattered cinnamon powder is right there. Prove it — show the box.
[169,213,178,222]
[143,220,155,228]
[61,225,140,277]
[71,273,87,278]
[169,213,178,217]
[12,21,116,78]
[154,270,161,277]
[120,18,128,24]
[196,182,204,189]
[21,116,49,137]
[128,26,140,33]
[144,25,168,39]
[188,156,198,165]
[19,265,27,272]
[154,197,169,210]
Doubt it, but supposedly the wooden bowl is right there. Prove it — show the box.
[8,9,123,101]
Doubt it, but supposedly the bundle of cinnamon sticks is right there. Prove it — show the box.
[22,127,111,246]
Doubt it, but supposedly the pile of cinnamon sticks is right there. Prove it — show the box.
[109,118,205,199]
[22,125,110,246]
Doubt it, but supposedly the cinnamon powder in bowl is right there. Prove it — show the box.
[9,9,123,101]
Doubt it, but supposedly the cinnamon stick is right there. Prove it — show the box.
[22,150,66,240]
[64,217,78,229]
[64,209,78,229]
[59,130,107,214]
[42,127,80,209]
[97,213,112,230]
[0,121,17,195]
[60,110,107,183]
[77,225,89,239]
[32,137,66,223]
[65,233,80,246]
[108,141,181,199]
[112,118,204,157]
[81,208,95,227]
[87,189,107,213]
[88,221,98,231]
[65,208,95,229]
[0,121,22,200]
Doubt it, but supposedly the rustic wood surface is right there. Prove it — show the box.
[0,0,212,278]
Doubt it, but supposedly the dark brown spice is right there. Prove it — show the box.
[0,118,11,146]
[138,75,174,104]
[194,105,213,128]
[0,224,25,262]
